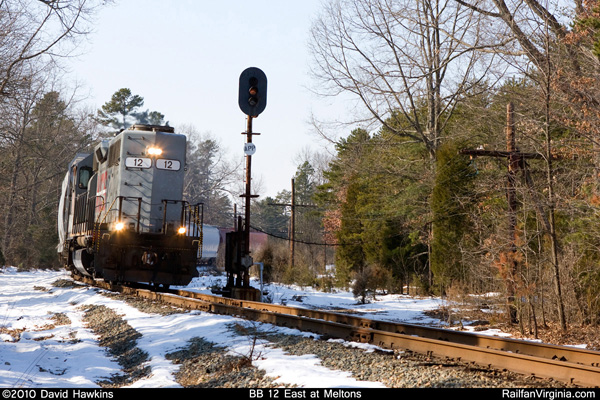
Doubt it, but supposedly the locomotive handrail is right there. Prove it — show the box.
[72,193,88,235]
[72,194,105,236]
[194,203,204,258]
[161,199,203,238]
[161,199,183,235]
[86,195,104,234]
[94,195,118,252]
[117,196,142,233]
[96,195,119,225]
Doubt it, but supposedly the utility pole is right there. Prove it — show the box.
[290,178,295,268]
[269,178,318,268]
[506,102,519,324]
[460,103,544,324]
[270,179,297,268]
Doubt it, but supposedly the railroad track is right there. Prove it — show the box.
[75,275,600,387]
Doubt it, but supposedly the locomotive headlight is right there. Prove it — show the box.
[147,146,163,156]
[115,222,125,231]
[178,227,187,235]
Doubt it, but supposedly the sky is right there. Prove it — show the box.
[66,0,345,198]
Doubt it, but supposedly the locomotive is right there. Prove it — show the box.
[57,124,220,288]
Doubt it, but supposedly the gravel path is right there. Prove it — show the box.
[78,289,579,389]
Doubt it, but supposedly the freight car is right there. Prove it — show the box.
[57,124,220,288]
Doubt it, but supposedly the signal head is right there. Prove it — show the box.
[239,67,267,117]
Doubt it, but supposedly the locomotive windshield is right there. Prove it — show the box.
[78,167,92,189]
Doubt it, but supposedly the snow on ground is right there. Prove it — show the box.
[0,267,507,388]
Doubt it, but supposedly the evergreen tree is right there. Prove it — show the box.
[252,192,290,237]
[335,177,368,285]
[133,110,168,126]
[430,139,477,292]
[317,121,434,291]
[294,161,316,205]
[96,88,144,130]
[316,128,371,285]
[0,89,93,267]
[292,161,322,245]
[96,88,168,131]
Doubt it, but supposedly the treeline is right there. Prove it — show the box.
[0,1,238,269]
[3,0,600,332]
[252,0,600,331]
[0,0,105,268]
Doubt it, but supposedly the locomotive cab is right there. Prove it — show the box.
[58,124,205,288]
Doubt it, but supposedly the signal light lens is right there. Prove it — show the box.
[178,227,187,235]
[248,86,258,106]
[115,222,125,231]
[147,147,163,156]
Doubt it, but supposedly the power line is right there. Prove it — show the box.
[250,224,335,247]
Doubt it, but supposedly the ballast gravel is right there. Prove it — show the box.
[260,333,574,388]
[80,289,578,389]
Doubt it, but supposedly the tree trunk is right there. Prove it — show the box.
[2,129,25,263]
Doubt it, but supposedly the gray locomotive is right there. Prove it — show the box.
[58,124,220,288]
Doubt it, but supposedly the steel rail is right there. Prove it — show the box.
[74,277,600,387]
[170,288,600,369]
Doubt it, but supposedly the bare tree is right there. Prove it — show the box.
[0,0,107,265]
[454,0,590,331]
[309,0,500,158]
[0,0,106,99]
[453,0,600,331]
[455,0,600,140]
[455,0,575,67]
[178,125,240,226]
[0,73,95,266]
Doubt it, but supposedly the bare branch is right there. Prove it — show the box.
[309,0,498,157]
[0,0,106,98]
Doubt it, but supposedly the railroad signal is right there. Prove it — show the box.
[239,67,267,117]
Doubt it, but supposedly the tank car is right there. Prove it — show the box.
[58,124,218,288]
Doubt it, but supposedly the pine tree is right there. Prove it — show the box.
[133,110,167,126]
[430,139,477,292]
[96,88,144,130]
[1,90,92,267]
[252,192,291,237]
